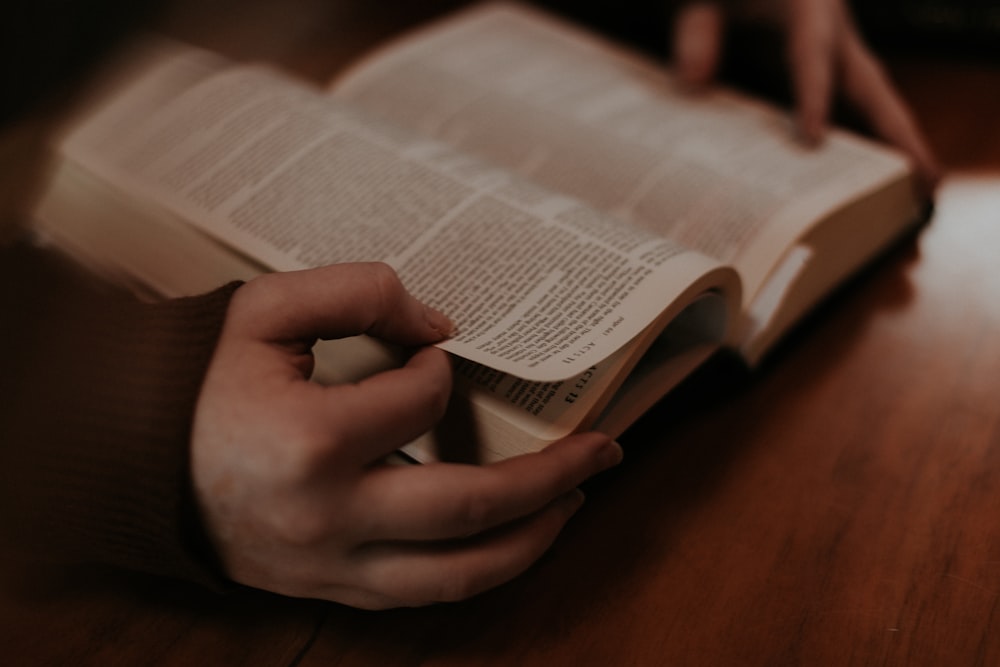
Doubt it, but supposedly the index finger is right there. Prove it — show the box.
[228,262,453,346]
[788,0,837,142]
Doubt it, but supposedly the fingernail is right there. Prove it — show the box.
[424,305,455,338]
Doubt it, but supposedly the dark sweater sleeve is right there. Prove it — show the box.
[0,237,240,587]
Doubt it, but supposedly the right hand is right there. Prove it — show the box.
[671,0,940,191]
[191,262,622,609]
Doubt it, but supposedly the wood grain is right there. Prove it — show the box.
[295,174,1000,667]
[3,3,1000,665]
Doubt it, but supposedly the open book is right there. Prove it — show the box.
[32,2,922,463]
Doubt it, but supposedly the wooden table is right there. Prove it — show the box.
[3,3,1000,664]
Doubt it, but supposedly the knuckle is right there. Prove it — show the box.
[263,440,350,548]
[280,427,345,482]
[270,505,332,548]
[364,261,405,302]
[228,273,289,328]
[260,407,350,486]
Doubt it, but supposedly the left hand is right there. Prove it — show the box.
[191,263,622,608]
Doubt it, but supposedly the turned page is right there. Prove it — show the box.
[330,2,912,308]
[58,51,738,382]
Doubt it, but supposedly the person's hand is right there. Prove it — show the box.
[191,262,622,609]
[671,0,940,190]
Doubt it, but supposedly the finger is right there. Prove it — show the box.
[228,262,453,346]
[788,0,838,142]
[352,489,586,605]
[838,22,941,193]
[319,346,454,463]
[246,571,415,610]
[348,432,621,540]
[310,583,413,611]
[673,2,725,87]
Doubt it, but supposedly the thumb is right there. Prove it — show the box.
[227,262,454,346]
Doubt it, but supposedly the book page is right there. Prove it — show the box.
[329,2,911,306]
[59,56,739,382]
[453,272,730,441]
[404,288,729,462]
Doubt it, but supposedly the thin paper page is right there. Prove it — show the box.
[741,245,813,343]
[60,61,737,382]
[330,2,909,305]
